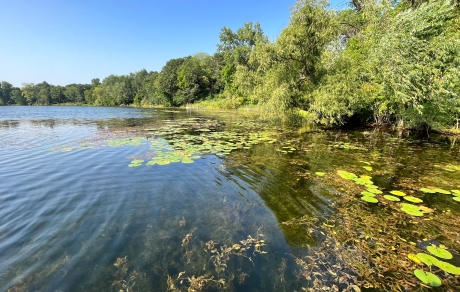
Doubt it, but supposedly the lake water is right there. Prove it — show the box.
[1,106,460,291]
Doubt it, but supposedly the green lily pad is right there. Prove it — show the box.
[337,170,357,180]
[420,188,437,194]
[434,188,451,195]
[361,196,378,203]
[413,270,441,287]
[128,159,144,167]
[401,203,424,216]
[363,166,372,171]
[427,245,453,260]
[451,190,460,196]
[416,253,439,266]
[383,195,400,201]
[436,260,460,275]
[453,197,460,202]
[390,190,406,197]
[403,196,423,203]
[361,191,376,197]
[315,172,326,177]
[367,188,382,194]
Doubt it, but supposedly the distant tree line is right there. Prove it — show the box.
[2,0,459,131]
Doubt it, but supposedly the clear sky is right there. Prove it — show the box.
[0,0,349,87]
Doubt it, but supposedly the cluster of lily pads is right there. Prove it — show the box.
[420,186,460,202]
[337,170,381,203]
[331,142,367,151]
[127,120,278,167]
[335,170,434,217]
[409,244,460,287]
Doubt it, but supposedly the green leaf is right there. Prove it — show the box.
[315,172,326,177]
[337,170,357,180]
[383,195,400,201]
[401,203,424,216]
[416,253,439,266]
[390,190,406,197]
[420,188,437,194]
[403,196,423,203]
[436,261,460,275]
[366,188,382,194]
[427,245,453,260]
[433,188,451,195]
[413,270,441,287]
[361,196,379,203]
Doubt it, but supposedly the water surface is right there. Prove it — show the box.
[1,106,460,291]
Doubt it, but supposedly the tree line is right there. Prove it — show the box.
[1,0,459,130]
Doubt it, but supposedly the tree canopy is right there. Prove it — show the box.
[2,0,459,131]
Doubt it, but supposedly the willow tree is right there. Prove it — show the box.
[241,0,337,119]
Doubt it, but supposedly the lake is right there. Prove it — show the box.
[1,106,460,291]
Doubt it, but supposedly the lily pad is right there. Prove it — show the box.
[361,191,376,197]
[453,197,460,202]
[427,245,453,260]
[436,260,460,275]
[413,270,441,287]
[315,172,326,177]
[367,188,382,194]
[420,188,437,194]
[383,195,400,202]
[401,203,424,216]
[361,196,378,203]
[403,196,423,203]
[337,170,357,180]
[433,188,451,195]
[390,190,406,197]
[408,254,422,264]
[363,166,372,171]
[416,253,439,266]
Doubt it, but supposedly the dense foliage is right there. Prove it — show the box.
[2,0,459,130]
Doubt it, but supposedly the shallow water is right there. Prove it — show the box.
[1,106,460,291]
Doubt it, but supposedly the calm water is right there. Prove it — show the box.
[1,106,460,291]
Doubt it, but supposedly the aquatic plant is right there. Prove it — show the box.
[360,196,378,203]
[427,245,453,260]
[400,203,424,216]
[383,195,400,202]
[337,170,357,180]
[403,196,423,203]
[413,270,441,287]
[390,190,406,197]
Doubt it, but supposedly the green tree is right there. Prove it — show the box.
[0,81,13,105]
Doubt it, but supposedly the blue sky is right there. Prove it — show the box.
[0,0,348,87]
